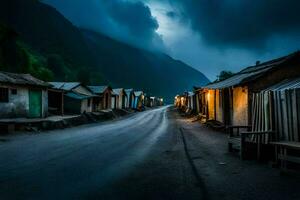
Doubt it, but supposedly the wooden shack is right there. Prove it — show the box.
[0,72,49,118]
[187,92,196,111]
[125,89,135,109]
[88,86,112,111]
[174,93,188,110]
[150,97,158,107]
[200,51,300,127]
[144,94,151,107]
[50,82,96,114]
[133,91,144,110]
[112,88,127,109]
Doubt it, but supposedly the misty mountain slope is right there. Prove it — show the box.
[0,0,209,102]
[83,30,209,101]
[0,0,97,82]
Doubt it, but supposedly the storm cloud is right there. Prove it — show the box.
[43,0,300,80]
[43,0,164,51]
[171,0,300,49]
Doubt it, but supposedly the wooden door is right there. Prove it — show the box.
[29,90,42,118]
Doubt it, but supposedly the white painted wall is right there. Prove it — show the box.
[0,85,48,118]
[111,96,116,109]
[80,98,93,113]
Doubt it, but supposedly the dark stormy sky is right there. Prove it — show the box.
[44,0,300,80]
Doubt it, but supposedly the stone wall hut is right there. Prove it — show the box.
[0,72,49,118]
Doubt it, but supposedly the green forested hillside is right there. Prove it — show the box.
[0,0,209,102]
[0,0,99,83]
[0,24,53,81]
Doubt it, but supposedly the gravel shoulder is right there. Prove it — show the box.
[178,110,300,200]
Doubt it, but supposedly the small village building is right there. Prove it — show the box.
[50,82,96,114]
[150,97,156,107]
[199,51,300,127]
[193,87,206,116]
[125,89,135,109]
[187,92,196,111]
[112,88,127,109]
[174,95,179,106]
[88,86,112,111]
[144,94,158,108]
[111,90,118,109]
[133,91,144,110]
[159,98,164,106]
[174,93,188,109]
[144,94,151,107]
[0,72,49,119]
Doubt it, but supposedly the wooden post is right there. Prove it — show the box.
[241,133,246,160]
[214,90,217,120]
[286,90,293,141]
[292,89,299,141]
[276,91,283,140]
[274,144,278,165]
[257,134,261,161]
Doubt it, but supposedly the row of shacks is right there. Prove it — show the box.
[175,51,300,167]
[0,72,164,119]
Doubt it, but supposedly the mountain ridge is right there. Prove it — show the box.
[0,0,209,102]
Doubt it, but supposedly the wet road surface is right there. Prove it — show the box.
[1,106,299,200]
[0,106,202,200]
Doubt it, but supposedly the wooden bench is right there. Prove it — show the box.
[271,141,300,173]
[240,131,275,160]
[227,125,275,160]
[227,125,251,152]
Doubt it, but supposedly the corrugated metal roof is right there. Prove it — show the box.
[134,91,143,97]
[204,51,300,89]
[264,78,300,91]
[65,91,94,100]
[188,92,194,96]
[88,86,109,94]
[49,82,81,91]
[113,88,125,96]
[0,71,50,87]
[125,89,133,93]
[125,89,134,97]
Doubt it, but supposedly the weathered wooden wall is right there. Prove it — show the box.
[215,89,224,123]
[252,88,300,142]
[207,89,215,120]
[232,87,248,126]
